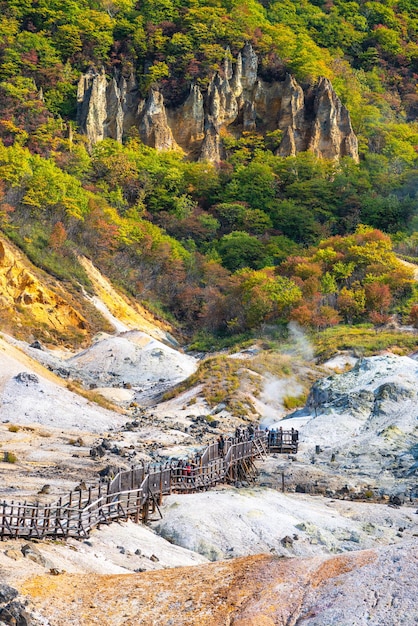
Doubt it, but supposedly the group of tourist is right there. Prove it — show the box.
[266,426,299,449]
[170,423,299,485]
[172,457,198,483]
[217,424,256,456]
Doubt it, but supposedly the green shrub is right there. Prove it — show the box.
[314,325,418,362]
[3,451,18,463]
[283,393,307,410]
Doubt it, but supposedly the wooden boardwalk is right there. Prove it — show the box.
[0,429,297,540]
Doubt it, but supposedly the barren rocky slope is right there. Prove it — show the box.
[0,329,417,624]
[8,544,418,626]
[0,251,417,625]
[0,235,174,348]
[294,354,418,500]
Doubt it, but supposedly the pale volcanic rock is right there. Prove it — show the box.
[17,543,418,625]
[0,353,125,432]
[302,355,418,446]
[278,353,418,497]
[77,68,108,145]
[0,276,417,626]
[104,75,125,143]
[77,68,139,145]
[167,84,205,156]
[138,88,182,152]
[65,330,197,398]
[308,76,359,161]
[151,488,417,561]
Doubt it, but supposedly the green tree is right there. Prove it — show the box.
[217,231,267,272]
[234,268,302,329]
[223,161,276,211]
[337,285,366,322]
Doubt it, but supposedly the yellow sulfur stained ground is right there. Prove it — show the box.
[19,551,376,626]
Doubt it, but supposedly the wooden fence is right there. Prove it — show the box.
[0,429,296,540]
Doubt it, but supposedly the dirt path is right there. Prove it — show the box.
[398,257,418,280]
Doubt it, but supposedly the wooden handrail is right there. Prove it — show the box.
[0,429,295,539]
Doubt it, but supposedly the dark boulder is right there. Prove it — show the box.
[0,584,18,605]
[0,601,33,626]
[29,340,43,350]
[14,372,39,385]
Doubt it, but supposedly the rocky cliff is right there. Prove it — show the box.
[0,236,176,347]
[77,43,359,163]
[0,237,89,345]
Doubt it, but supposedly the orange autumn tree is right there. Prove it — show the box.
[279,225,414,328]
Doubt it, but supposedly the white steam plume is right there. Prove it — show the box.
[286,321,314,361]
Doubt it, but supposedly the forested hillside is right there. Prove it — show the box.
[0,0,417,343]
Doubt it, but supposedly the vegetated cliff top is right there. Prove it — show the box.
[0,0,417,345]
[1,0,416,121]
[0,0,416,166]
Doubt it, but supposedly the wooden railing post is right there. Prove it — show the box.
[1,501,5,539]
[45,504,51,536]
[159,470,163,505]
[9,501,15,538]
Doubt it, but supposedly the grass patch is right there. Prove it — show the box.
[7,424,20,433]
[66,381,125,413]
[313,325,418,362]
[227,397,257,418]
[248,347,321,400]
[283,393,308,410]
[163,356,242,409]
[250,351,294,377]
[188,331,253,353]
[3,451,18,463]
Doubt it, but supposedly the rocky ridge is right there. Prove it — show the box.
[271,354,418,502]
[77,43,359,163]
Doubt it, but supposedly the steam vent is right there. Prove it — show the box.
[77,43,359,163]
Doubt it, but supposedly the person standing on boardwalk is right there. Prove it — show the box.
[278,426,283,451]
[291,427,298,450]
[184,460,192,483]
[218,434,225,456]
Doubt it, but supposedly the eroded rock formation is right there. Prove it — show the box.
[77,43,359,162]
